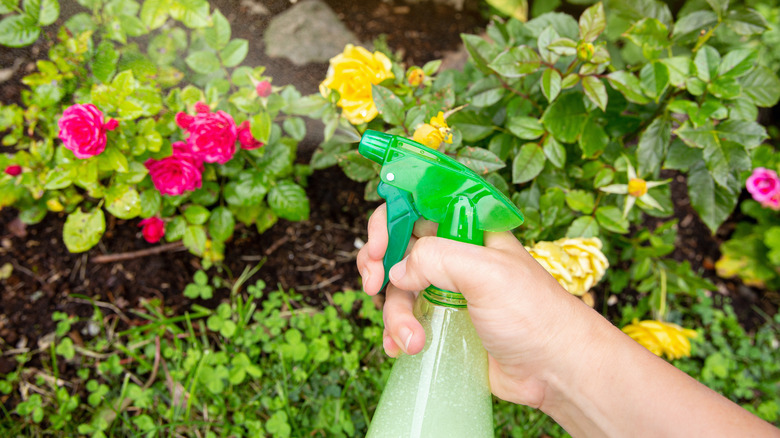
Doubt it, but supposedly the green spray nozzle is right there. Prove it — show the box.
[358,129,524,293]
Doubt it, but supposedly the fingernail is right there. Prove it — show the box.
[389,257,407,282]
[400,327,413,353]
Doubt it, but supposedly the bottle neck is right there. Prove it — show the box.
[425,195,482,309]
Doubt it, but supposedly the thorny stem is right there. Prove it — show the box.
[496,75,544,115]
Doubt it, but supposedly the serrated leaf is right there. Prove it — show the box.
[507,115,544,140]
[537,25,560,64]
[673,10,718,40]
[724,9,767,36]
[186,50,221,74]
[739,66,780,107]
[371,84,404,125]
[694,45,720,82]
[566,215,599,238]
[105,186,141,220]
[455,147,505,175]
[579,2,605,42]
[623,17,669,60]
[565,189,595,214]
[170,0,211,29]
[448,110,494,142]
[268,180,309,221]
[251,112,272,143]
[609,0,672,28]
[24,0,59,26]
[578,120,607,158]
[183,225,207,255]
[640,61,669,101]
[660,56,690,88]
[140,0,171,30]
[512,143,545,184]
[224,171,268,207]
[0,15,40,47]
[488,45,541,78]
[687,161,737,233]
[63,208,105,253]
[581,76,607,112]
[93,40,119,83]
[717,49,757,79]
[637,117,671,176]
[595,205,629,233]
[220,39,248,67]
[542,135,565,168]
[541,92,588,143]
[606,70,649,104]
[208,206,234,242]
[541,68,561,103]
[205,9,230,49]
[461,33,500,74]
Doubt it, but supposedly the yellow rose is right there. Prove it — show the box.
[412,111,453,150]
[622,319,698,360]
[526,237,608,296]
[406,67,425,87]
[319,44,394,125]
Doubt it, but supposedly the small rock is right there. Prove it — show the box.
[264,0,360,66]
[240,0,270,16]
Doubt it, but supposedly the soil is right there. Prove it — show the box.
[0,0,778,381]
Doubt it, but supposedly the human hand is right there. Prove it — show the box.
[356,204,606,408]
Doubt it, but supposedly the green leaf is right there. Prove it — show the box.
[251,112,272,143]
[541,92,588,143]
[595,205,629,233]
[623,18,669,60]
[183,205,210,225]
[371,84,404,125]
[707,76,740,99]
[208,206,234,242]
[739,66,780,107]
[526,12,579,39]
[693,45,720,82]
[448,110,494,142]
[170,0,211,28]
[63,208,106,253]
[268,180,309,221]
[24,0,59,26]
[224,171,268,207]
[609,0,672,28]
[183,225,207,255]
[547,37,577,56]
[204,9,230,49]
[581,76,607,112]
[220,38,248,67]
[606,71,650,104]
[468,76,503,108]
[455,147,505,175]
[140,0,171,30]
[537,25,560,64]
[0,0,15,14]
[140,189,162,218]
[565,189,595,214]
[566,215,599,237]
[0,15,40,47]
[186,50,221,74]
[640,61,669,101]
[461,33,500,74]
[488,45,541,78]
[673,10,718,40]
[637,117,671,176]
[507,115,544,140]
[660,56,690,88]
[93,40,119,83]
[724,9,767,36]
[512,143,546,184]
[105,185,141,220]
[687,161,737,233]
[283,117,306,142]
[578,120,607,159]
[541,68,561,103]
[578,2,605,42]
[717,49,757,79]
[705,0,728,17]
[542,135,565,169]
[99,145,129,172]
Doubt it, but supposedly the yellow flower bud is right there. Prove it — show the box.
[577,41,595,61]
[628,178,648,197]
[526,237,608,296]
[622,319,698,360]
[413,124,445,149]
[406,67,425,87]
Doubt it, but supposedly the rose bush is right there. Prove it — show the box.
[0,0,316,265]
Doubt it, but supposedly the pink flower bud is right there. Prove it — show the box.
[237,120,263,150]
[58,103,112,159]
[194,101,210,113]
[256,80,272,98]
[104,118,119,131]
[138,217,165,243]
[746,167,780,204]
[4,165,22,176]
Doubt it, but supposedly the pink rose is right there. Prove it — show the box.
[138,217,165,243]
[4,165,22,176]
[58,103,118,159]
[176,105,237,164]
[746,167,780,204]
[256,80,272,98]
[237,121,263,150]
[145,141,203,196]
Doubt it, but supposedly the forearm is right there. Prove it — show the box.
[540,303,780,438]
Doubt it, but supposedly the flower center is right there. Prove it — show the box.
[628,178,648,197]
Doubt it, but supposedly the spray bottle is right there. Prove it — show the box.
[358,130,524,437]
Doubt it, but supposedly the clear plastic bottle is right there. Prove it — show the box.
[366,287,493,438]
